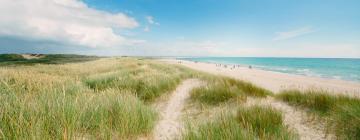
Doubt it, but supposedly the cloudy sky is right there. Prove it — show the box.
[0,0,359,58]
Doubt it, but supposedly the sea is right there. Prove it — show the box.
[178,57,360,82]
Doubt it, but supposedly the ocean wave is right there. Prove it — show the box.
[332,75,342,79]
[296,69,310,72]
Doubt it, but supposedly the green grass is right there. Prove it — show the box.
[190,81,246,105]
[0,58,183,139]
[0,56,276,139]
[236,106,296,139]
[0,73,157,139]
[78,90,157,139]
[9,56,356,139]
[183,106,296,140]
[276,90,360,139]
[191,76,271,105]
[275,90,358,114]
[183,115,250,140]
[330,101,360,139]
[84,59,196,101]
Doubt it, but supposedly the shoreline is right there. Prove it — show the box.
[162,59,360,97]
[175,58,360,83]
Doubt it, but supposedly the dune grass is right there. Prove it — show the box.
[190,75,271,105]
[0,89,156,139]
[183,115,249,140]
[0,57,197,139]
[7,56,358,139]
[183,106,296,140]
[84,59,196,101]
[276,90,360,139]
[236,106,296,139]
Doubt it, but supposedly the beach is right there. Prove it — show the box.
[163,59,360,97]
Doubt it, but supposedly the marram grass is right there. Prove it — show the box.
[190,75,271,105]
[276,90,360,139]
[0,64,157,139]
[0,58,182,139]
[84,59,197,101]
[183,106,297,140]
[4,56,357,139]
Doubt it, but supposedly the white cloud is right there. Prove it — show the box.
[273,26,315,41]
[143,16,159,32]
[137,40,233,56]
[144,26,150,32]
[146,16,160,25]
[0,0,139,48]
[137,38,360,58]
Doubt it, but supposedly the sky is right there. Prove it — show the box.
[0,0,359,58]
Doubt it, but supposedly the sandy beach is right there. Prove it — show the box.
[163,59,360,97]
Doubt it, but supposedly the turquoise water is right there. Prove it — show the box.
[179,57,360,82]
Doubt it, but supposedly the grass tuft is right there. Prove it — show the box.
[236,106,296,139]
[183,115,249,140]
[183,106,296,140]
[190,75,271,105]
[190,82,246,105]
[276,90,360,139]
[330,101,360,139]
[84,59,195,101]
[0,85,157,139]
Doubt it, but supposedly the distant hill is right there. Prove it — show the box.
[0,54,26,61]
[0,54,100,65]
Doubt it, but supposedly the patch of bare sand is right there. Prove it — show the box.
[152,79,203,140]
[21,54,45,59]
[246,97,334,140]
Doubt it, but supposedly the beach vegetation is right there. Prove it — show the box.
[0,57,190,139]
[183,106,296,140]
[191,75,271,105]
[276,90,360,139]
[84,59,196,101]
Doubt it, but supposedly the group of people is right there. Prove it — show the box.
[215,63,252,70]
[177,60,253,70]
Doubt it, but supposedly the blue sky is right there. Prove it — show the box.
[0,0,359,57]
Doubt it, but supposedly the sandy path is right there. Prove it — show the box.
[163,59,360,97]
[246,97,332,140]
[153,79,202,140]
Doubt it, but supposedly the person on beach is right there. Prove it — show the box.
[249,65,252,69]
